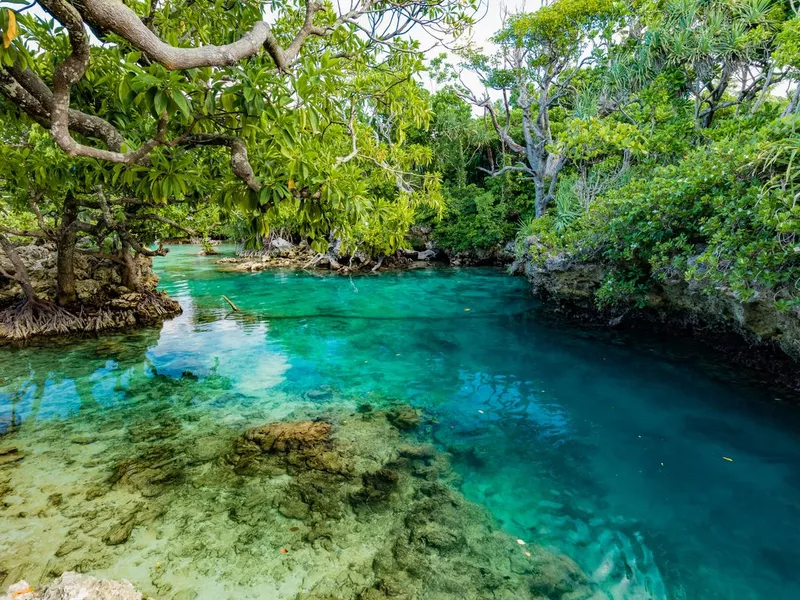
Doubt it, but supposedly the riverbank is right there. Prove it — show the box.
[216,239,447,274]
[0,245,181,343]
[515,236,800,391]
[213,235,517,274]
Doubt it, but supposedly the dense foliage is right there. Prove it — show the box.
[0,0,476,312]
[1,0,799,318]
[417,0,800,308]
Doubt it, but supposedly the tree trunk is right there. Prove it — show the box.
[120,241,140,291]
[56,192,79,306]
[783,83,800,118]
[534,179,547,218]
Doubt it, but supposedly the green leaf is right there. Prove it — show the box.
[154,89,168,116]
[171,91,192,119]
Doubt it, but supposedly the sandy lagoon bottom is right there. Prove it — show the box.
[2,246,800,599]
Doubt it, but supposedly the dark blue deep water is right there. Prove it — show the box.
[1,245,799,599]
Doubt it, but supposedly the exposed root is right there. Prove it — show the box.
[0,291,181,342]
[0,299,86,340]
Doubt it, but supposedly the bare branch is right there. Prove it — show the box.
[335,105,359,166]
[478,163,533,177]
[0,226,50,239]
[130,213,197,237]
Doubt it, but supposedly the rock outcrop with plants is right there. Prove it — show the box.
[0,244,180,342]
[516,236,800,382]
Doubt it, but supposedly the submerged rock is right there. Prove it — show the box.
[102,512,137,546]
[385,405,420,431]
[0,448,23,467]
[1,573,145,600]
[1,403,597,599]
[246,421,332,454]
[223,407,598,599]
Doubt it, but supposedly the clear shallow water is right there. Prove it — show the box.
[1,244,800,599]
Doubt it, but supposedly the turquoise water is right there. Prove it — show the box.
[2,244,800,599]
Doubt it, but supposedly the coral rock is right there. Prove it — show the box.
[246,421,332,454]
[1,573,144,600]
[385,406,420,431]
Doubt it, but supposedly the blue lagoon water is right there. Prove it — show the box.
[1,245,799,599]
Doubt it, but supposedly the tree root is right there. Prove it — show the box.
[0,292,181,342]
[0,299,86,340]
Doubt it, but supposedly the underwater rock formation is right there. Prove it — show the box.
[222,407,600,599]
[1,572,146,600]
[0,396,601,599]
[385,405,421,431]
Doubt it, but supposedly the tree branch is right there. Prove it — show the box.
[129,213,197,237]
[478,163,533,177]
[0,233,40,302]
[182,134,262,192]
[76,0,271,70]
[479,97,526,154]
[38,0,169,164]
[334,105,358,166]
[3,66,126,151]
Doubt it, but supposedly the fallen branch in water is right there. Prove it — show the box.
[222,295,240,312]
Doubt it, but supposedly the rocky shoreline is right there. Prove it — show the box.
[216,238,448,274]
[515,237,800,391]
[0,245,181,343]
[215,235,515,274]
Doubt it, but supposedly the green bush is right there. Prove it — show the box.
[432,185,519,252]
[569,117,800,307]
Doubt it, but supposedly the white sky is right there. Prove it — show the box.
[417,0,538,101]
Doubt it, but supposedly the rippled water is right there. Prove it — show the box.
[2,245,799,599]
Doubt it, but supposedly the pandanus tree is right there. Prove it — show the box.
[609,0,790,128]
[0,0,478,320]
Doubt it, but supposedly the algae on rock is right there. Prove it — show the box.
[0,394,599,600]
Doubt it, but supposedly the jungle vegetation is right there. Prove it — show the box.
[0,0,799,319]
[424,0,800,309]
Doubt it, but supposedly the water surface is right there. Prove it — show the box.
[1,245,799,599]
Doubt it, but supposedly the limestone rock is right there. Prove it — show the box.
[0,448,24,467]
[520,235,800,372]
[103,515,136,546]
[0,244,182,341]
[245,421,332,454]
[1,573,144,600]
[397,444,437,460]
[270,238,294,252]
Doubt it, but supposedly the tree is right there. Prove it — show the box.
[611,0,788,128]
[0,0,477,338]
[0,1,477,241]
[452,0,620,217]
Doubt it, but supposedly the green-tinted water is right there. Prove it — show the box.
[1,245,799,599]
